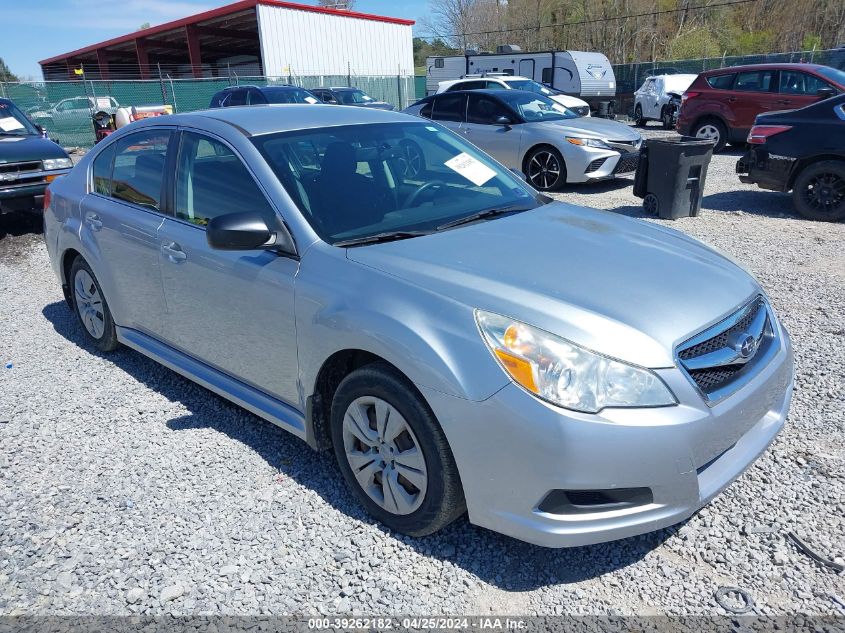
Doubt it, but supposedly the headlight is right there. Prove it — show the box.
[566,136,611,150]
[475,310,676,413]
[42,158,72,170]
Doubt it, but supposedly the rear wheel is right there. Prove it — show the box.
[792,160,845,222]
[634,104,646,127]
[643,193,659,216]
[660,107,674,130]
[693,118,727,152]
[330,362,465,536]
[70,257,118,352]
[525,146,566,191]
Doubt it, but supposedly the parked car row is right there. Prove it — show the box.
[208,85,394,110]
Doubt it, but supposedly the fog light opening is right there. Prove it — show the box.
[538,487,653,515]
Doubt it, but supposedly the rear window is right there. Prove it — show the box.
[431,94,466,122]
[706,74,735,89]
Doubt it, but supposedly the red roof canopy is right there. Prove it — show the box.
[39,0,414,65]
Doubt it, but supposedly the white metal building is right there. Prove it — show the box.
[40,0,415,81]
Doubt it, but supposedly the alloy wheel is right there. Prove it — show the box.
[341,396,428,515]
[74,269,105,339]
[527,151,561,190]
[399,142,423,179]
[800,171,845,216]
[695,124,720,143]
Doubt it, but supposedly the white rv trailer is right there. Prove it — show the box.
[425,49,617,114]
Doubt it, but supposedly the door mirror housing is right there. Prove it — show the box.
[816,87,836,99]
[207,212,296,256]
[494,115,512,127]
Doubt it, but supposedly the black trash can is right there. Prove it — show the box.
[633,136,715,219]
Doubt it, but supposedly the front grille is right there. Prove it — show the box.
[613,153,640,174]
[676,296,775,403]
[0,161,42,175]
[608,139,642,152]
[585,157,607,173]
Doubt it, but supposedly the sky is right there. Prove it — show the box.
[0,0,431,79]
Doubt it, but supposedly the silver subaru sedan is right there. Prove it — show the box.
[43,105,793,547]
[403,90,642,191]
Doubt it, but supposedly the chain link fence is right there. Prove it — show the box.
[0,73,416,149]
[612,47,845,116]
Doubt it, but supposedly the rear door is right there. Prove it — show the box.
[79,128,172,335]
[729,70,779,133]
[462,93,522,167]
[429,93,466,134]
[155,129,299,404]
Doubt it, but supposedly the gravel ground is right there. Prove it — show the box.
[1,126,843,617]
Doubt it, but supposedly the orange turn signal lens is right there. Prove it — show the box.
[494,348,538,394]
[44,174,61,183]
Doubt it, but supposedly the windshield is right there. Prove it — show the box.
[265,88,320,104]
[504,79,559,97]
[497,91,577,121]
[337,89,375,104]
[815,66,845,88]
[0,101,39,136]
[253,122,541,245]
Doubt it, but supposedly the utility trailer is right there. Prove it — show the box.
[425,48,617,116]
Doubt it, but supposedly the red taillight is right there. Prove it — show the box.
[43,187,51,211]
[747,125,792,144]
[681,91,701,103]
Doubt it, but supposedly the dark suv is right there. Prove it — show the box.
[677,63,845,151]
[1,98,72,215]
[309,87,394,111]
[209,85,320,108]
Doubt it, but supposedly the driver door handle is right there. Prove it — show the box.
[161,241,187,263]
[84,211,102,231]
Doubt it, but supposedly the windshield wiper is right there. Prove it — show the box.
[436,206,530,231]
[333,230,431,247]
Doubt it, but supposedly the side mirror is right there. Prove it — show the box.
[494,115,512,127]
[816,87,836,99]
[207,212,296,256]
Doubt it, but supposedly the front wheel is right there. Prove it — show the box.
[792,160,845,222]
[661,107,674,130]
[633,104,645,127]
[525,146,567,191]
[693,118,727,152]
[330,363,465,537]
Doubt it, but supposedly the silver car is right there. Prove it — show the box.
[403,89,642,190]
[44,105,793,548]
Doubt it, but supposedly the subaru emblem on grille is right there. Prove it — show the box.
[730,332,758,361]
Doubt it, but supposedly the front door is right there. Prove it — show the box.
[79,128,172,335]
[156,130,300,405]
[776,70,836,110]
[461,93,522,167]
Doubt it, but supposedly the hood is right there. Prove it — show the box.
[534,117,641,142]
[347,203,759,368]
[0,135,68,164]
[550,94,589,108]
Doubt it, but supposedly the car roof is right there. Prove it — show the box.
[151,104,410,136]
[702,63,832,75]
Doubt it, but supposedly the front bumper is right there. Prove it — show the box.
[0,168,71,213]
[568,146,640,183]
[421,325,793,548]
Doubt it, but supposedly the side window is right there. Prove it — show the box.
[541,67,553,84]
[227,89,247,106]
[248,89,268,105]
[467,95,511,124]
[734,71,773,92]
[431,93,466,123]
[175,132,276,228]
[435,58,444,69]
[485,81,507,90]
[779,71,830,95]
[419,101,433,118]
[55,100,73,112]
[706,73,735,89]
[92,142,116,196]
[110,130,170,209]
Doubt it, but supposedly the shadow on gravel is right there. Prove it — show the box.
[702,190,797,219]
[0,212,43,261]
[42,299,675,590]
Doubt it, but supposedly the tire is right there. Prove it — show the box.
[643,193,659,216]
[330,362,465,537]
[69,256,119,352]
[692,118,727,152]
[524,145,567,191]
[791,160,845,222]
[633,104,646,127]
[660,107,674,130]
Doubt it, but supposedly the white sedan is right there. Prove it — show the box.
[437,75,592,116]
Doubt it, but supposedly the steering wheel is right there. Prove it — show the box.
[405,180,446,208]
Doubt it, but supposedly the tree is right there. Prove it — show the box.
[317,0,356,8]
[138,22,151,30]
[0,58,18,82]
